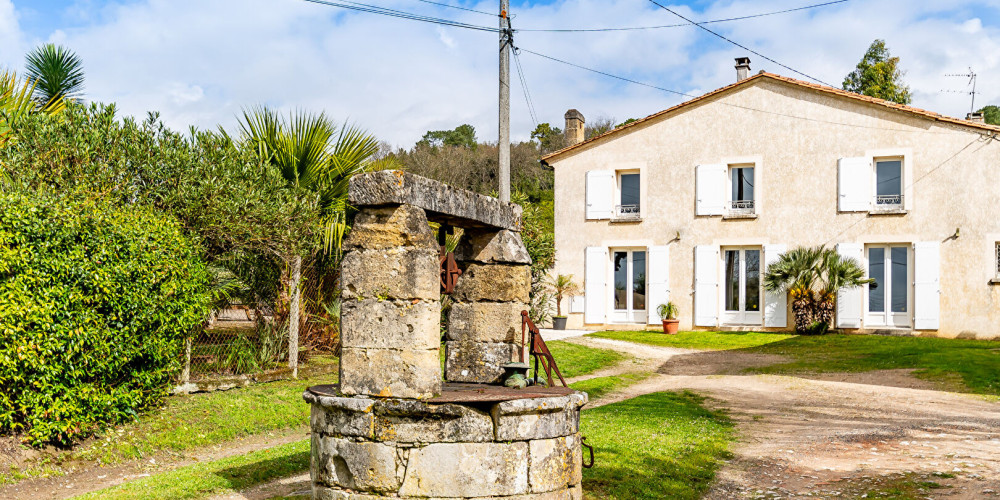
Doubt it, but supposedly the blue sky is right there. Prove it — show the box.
[2,0,999,146]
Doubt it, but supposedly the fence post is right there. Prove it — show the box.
[182,336,192,385]
[289,255,301,378]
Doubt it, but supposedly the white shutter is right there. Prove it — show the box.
[695,164,726,216]
[584,247,608,324]
[693,245,719,327]
[569,296,585,314]
[646,246,670,324]
[913,241,940,330]
[585,171,615,220]
[836,243,864,328]
[763,244,788,328]
[838,157,871,212]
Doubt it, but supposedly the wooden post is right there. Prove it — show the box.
[182,336,192,385]
[289,255,301,378]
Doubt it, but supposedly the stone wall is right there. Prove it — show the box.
[305,390,588,499]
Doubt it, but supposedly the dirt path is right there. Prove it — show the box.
[564,338,1000,499]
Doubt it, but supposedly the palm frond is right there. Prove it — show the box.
[25,43,85,105]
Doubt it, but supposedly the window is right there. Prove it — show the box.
[728,165,755,215]
[615,172,640,219]
[996,242,1000,278]
[866,245,910,328]
[873,158,903,210]
[611,249,646,323]
[722,247,761,325]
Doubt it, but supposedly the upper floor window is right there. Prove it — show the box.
[616,172,640,220]
[874,158,903,210]
[995,242,1000,278]
[728,165,755,215]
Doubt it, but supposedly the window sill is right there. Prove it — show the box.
[722,213,758,220]
[609,217,643,224]
[868,208,908,216]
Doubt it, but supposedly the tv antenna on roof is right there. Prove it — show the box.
[942,67,978,114]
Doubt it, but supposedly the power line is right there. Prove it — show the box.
[647,0,835,87]
[516,46,982,136]
[517,0,847,33]
[302,0,500,32]
[512,47,539,127]
[413,0,496,18]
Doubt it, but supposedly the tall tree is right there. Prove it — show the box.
[418,124,477,148]
[977,105,1000,125]
[24,44,85,105]
[842,39,912,105]
[530,122,564,153]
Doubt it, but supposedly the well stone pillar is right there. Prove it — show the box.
[339,204,442,399]
[446,229,532,384]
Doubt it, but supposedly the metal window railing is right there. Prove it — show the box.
[995,242,1000,277]
[873,194,903,209]
[727,199,755,215]
[614,204,641,219]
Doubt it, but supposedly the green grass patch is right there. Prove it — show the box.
[747,334,1000,395]
[580,391,734,500]
[74,439,309,500]
[547,341,629,378]
[73,369,336,465]
[570,372,653,401]
[589,330,793,350]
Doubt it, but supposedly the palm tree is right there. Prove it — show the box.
[763,245,870,334]
[238,106,396,375]
[544,274,580,317]
[0,69,65,147]
[25,44,85,106]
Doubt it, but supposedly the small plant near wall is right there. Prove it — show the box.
[545,274,580,330]
[657,302,680,334]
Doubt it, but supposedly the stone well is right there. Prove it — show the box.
[305,171,588,499]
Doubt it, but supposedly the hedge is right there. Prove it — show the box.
[0,193,211,445]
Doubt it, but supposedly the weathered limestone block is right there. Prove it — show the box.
[529,435,582,493]
[457,229,532,265]
[349,170,522,231]
[398,441,529,497]
[372,399,494,443]
[493,393,588,441]
[305,393,376,438]
[444,341,518,384]
[341,247,438,301]
[343,204,436,251]
[452,263,531,303]
[311,435,405,492]
[340,348,441,399]
[312,485,581,499]
[340,299,440,350]
[447,301,527,343]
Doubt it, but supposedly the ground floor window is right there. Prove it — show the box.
[722,247,761,325]
[611,249,646,323]
[866,245,911,328]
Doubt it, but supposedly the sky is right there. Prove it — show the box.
[2,0,999,147]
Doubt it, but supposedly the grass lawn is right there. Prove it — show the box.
[547,340,630,378]
[581,391,735,500]
[748,334,1000,395]
[570,372,653,401]
[589,330,793,350]
[74,439,309,500]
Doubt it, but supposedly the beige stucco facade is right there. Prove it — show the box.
[546,74,1000,338]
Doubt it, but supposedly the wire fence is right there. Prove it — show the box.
[176,260,341,391]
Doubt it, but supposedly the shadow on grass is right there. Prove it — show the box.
[213,450,310,492]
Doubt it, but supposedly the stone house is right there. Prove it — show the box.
[542,59,1000,338]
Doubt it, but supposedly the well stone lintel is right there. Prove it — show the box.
[349,170,523,231]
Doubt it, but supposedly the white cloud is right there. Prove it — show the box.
[7,0,1000,147]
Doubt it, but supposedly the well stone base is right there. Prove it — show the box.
[304,389,587,499]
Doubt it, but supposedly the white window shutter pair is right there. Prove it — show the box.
[838,157,871,212]
[763,244,788,328]
[584,247,608,324]
[835,243,864,328]
[913,241,940,330]
[693,245,719,326]
[585,171,615,219]
[695,164,727,216]
[646,246,670,324]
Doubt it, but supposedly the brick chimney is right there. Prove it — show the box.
[966,111,985,123]
[735,57,751,82]
[564,109,585,146]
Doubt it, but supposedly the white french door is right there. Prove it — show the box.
[722,247,762,325]
[865,245,911,328]
[610,249,647,323]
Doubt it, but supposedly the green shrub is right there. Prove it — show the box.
[0,193,211,445]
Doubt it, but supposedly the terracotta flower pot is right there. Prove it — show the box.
[661,319,679,334]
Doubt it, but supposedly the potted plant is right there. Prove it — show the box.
[657,302,679,334]
[545,274,580,330]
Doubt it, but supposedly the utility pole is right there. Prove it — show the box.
[498,0,511,202]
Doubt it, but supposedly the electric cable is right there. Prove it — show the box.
[647,0,834,87]
[414,0,497,17]
[302,0,500,32]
